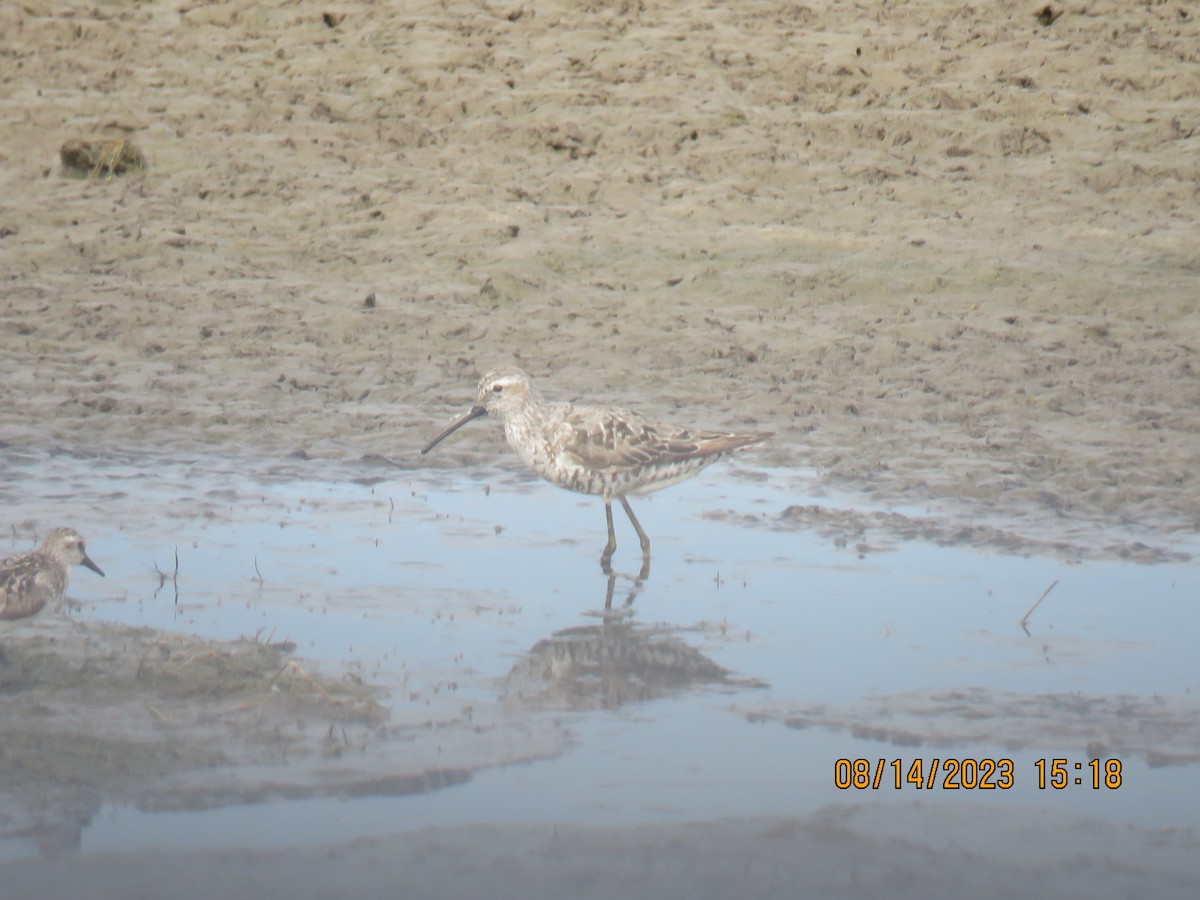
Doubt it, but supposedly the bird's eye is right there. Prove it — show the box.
[492,385,504,393]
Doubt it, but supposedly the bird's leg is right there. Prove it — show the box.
[600,500,618,573]
[619,496,652,578]
[603,570,617,610]
[636,554,651,584]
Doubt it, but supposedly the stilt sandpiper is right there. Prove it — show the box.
[0,527,104,664]
[421,367,770,571]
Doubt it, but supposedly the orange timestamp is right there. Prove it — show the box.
[834,758,1124,791]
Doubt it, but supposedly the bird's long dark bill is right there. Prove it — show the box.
[82,554,105,577]
[420,405,488,455]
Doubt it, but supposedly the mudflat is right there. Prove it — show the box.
[2,0,1197,543]
[2,1,1199,897]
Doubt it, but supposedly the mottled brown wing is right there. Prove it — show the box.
[0,557,54,621]
[559,407,768,474]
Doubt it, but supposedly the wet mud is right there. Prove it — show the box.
[2,0,1199,895]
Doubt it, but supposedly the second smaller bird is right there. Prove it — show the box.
[0,526,105,665]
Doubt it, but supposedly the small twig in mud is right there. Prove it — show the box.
[1020,578,1059,634]
[268,659,337,704]
[253,555,264,586]
[154,548,180,604]
[153,561,168,598]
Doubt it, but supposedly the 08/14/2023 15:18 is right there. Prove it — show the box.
[833,758,1123,790]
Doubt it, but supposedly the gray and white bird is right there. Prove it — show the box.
[0,527,104,664]
[421,367,770,571]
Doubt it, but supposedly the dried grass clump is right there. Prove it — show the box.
[60,137,147,178]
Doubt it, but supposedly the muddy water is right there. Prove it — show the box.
[1,447,1197,865]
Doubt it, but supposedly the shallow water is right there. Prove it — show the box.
[1,448,1198,863]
